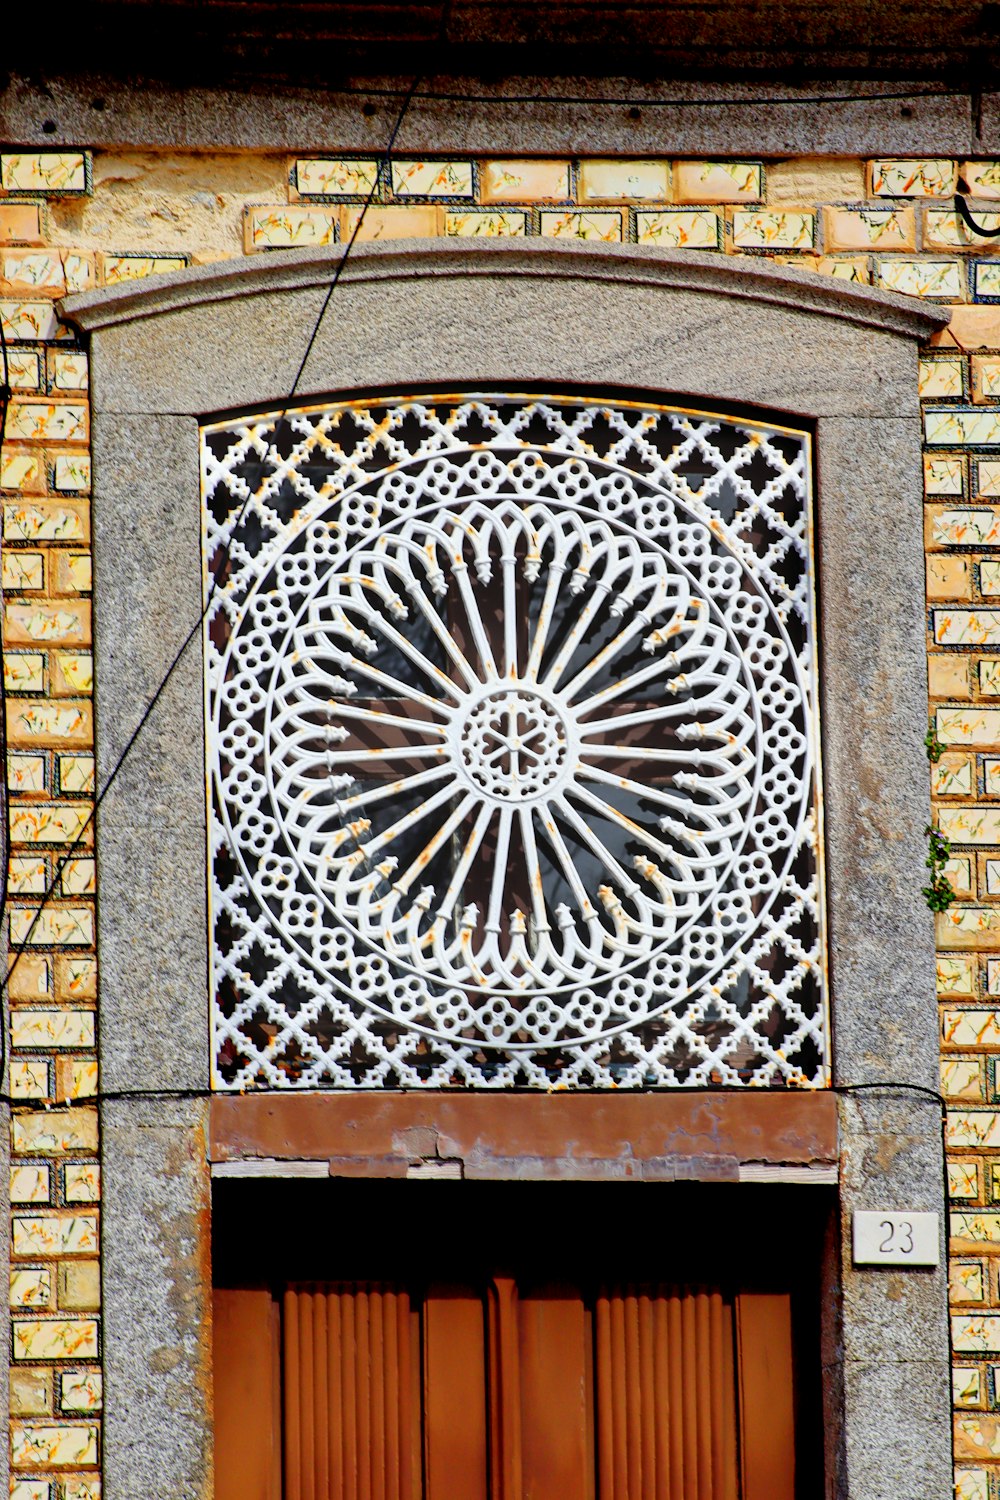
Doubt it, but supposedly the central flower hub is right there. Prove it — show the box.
[458,688,570,801]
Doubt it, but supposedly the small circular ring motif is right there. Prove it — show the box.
[459,690,570,801]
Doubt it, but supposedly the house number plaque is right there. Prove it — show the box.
[852,1210,940,1267]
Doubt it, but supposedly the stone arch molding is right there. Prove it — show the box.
[60,241,953,1500]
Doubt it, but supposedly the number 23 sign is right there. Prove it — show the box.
[852,1211,940,1267]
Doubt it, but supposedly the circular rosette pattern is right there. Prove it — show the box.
[256,496,786,1046]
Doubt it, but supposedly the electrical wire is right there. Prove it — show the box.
[955,193,1000,237]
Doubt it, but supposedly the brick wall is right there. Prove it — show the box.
[3,144,1000,1499]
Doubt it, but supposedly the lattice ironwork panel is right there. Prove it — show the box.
[202,393,826,1089]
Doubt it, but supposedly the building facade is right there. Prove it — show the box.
[3,13,1000,1497]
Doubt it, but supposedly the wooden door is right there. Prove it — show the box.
[214,1280,796,1500]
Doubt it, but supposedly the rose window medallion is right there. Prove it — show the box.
[205,395,825,1090]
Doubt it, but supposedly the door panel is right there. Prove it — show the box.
[216,1280,796,1499]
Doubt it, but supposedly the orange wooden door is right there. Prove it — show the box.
[214,1280,797,1500]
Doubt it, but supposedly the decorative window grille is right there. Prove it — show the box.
[203,393,826,1090]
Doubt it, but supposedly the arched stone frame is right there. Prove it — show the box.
[61,241,949,1498]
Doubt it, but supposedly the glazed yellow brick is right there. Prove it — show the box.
[926,506,1000,547]
[925,208,1000,249]
[938,907,1000,949]
[823,205,914,250]
[919,356,965,398]
[6,699,92,748]
[0,252,70,293]
[4,602,91,647]
[939,806,1000,841]
[4,654,45,693]
[12,1320,97,1368]
[981,561,1000,594]
[972,355,1000,401]
[0,203,44,244]
[9,906,95,947]
[10,1270,52,1308]
[294,158,378,196]
[52,653,94,696]
[58,956,97,1001]
[870,157,957,196]
[963,161,1000,198]
[928,655,969,698]
[981,660,1000,694]
[942,1059,984,1097]
[61,1370,102,1411]
[943,305,1000,350]
[675,160,762,202]
[60,858,96,897]
[926,408,1000,445]
[876,257,965,299]
[3,501,88,543]
[636,210,720,248]
[924,454,963,496]
[444,210,526,237]
[3,552,45,591]
[578,159,671,202]
[52,553,92,594]
[979,460,1000,497]
[10,1009,95,1050]
[927,554,972,599]
[4,350,41,389]
[57,1262,100,1311]
[53,454,92,492]
[482,160,570,202]
[1,452,44,493]
[9,1368,52,1417]
[340,205,441,241]
[58,756,96,795]
[539,211,622,242]
[51,352,89,391]
[956,1414,1000,1460]
[64,1163,100,1204]
[11,1107,97,1155]
[950,1162,980,1198]
[943,1011,1000,1048]
[9,805,91,845]
[938,956,977,996]
[932,756,973,795]
[9,857,48,896]
[949,1114,1000,1149]
[10,1420,99,1468]
[101,254,187,284]
[811,256,869,282]
[12,1212,98,1258]
[4,402,87,445]
[245,204,338,250]
[11,1165,49,1203]
[7,753,46,795]
[58,1058,98,1101]
[391,160,473,197]
[0,152,87,193]
[731,209,815,250]
[8,957,50,1000]
[946,855,974,895]
[0,300,65,341]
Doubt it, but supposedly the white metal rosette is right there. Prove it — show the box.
[203,395,826,1090]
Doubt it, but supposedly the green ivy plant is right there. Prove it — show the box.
[924,723,946,762]
[923,824,956,913]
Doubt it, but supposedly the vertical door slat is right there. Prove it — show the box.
[424,1286,489,1500]
[214,1288,281,1500]
[736,1293,796,1500]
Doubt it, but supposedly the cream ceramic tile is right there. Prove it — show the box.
[64,1163,100,1204]
[60,858,96,897]
[979,460,1000,496]
[949,1115,1000,1149]
[0,153,88,193]
[578,159,671,201]
[245,205,338,249]
[981,660,1000,694]
[10,1106,97,1154]
[1,452,44,492]
[10,1420,99,1467]
[635,210,720,248]
[10,1270,52,1308]
[51,352,89,391]
[9,1479,50,1500]
[5,401,87,443]
[12,1213,98,1258]
[955,1466,989,1500]
[0,203,44,244]
[940,807,1000,842]
[930,508,1000,546]
[925,455,965,494]
[925,208,1000,249]
[9,907,95,947]
[1,252,68,291]
[5,654,45,693]
[875,258,965,298]
[481,160,570,202]
[3,552,45,590]
[54,455,92,492]
[5,601,90,645]
[932,757,974,795]
[295,158,378,196]
[539,210,622,241]
[919,356,965,397]
[9,857,49,895]
[823,206,914,250]
[964,162,1000,198]
[10,1009,95,1050]
[811,255,870,282]
[976,262,1000,299]
[950,1163,980,1198]
[937,707,1000,746]
[981,560,1000,594]
[444,210,526,237]
[870,158,957,196]
[938,906,1000,948]
[391,160,473,197]
[731,209,815,249]
[954,1366,984,1405]
[9,805,91,844]
[7,754,46,794]
[942,1058,983,1096]
[0,300,65,341]
[7,700,92,747]
[53,652,94,695]
[944,1012,1000,1048]
[58,756,96,795]
[925,408,1000,445]
[934,609,1000,645]
[61,1371,102,1412]
[951,1261,986,1302]
[10,1165,50,1203]
[674,160,762,202]
[927,554,971,598]
[4,350,41,390]
[13,1318,98,1361]
[938,956,976,996]
[60,1060,98,1102]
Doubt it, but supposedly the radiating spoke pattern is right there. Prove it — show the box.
[204,394,825,1090]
